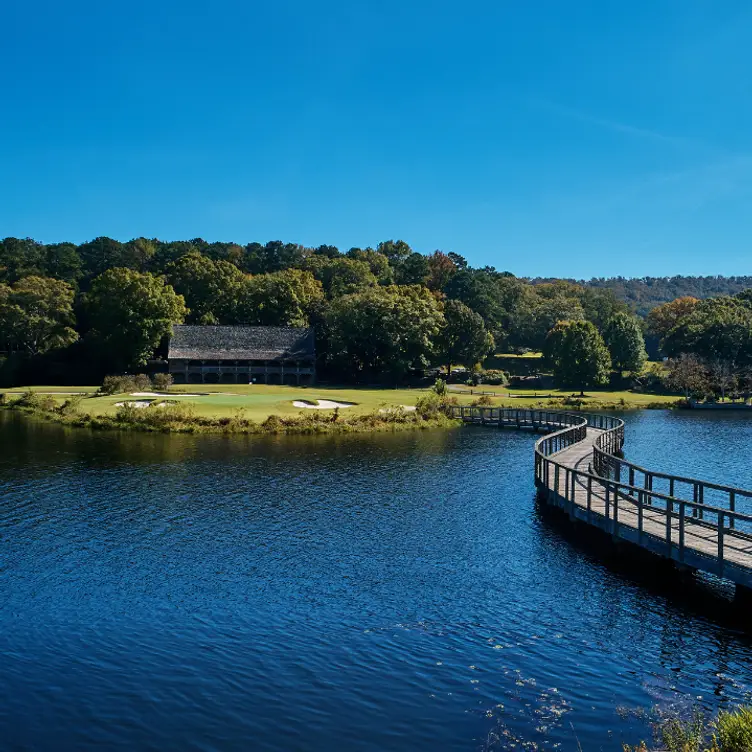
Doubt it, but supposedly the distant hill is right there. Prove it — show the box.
[530,275,752,315]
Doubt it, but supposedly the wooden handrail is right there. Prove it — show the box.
[450,404,752,585]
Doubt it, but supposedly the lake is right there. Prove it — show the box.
[1,410,751,751]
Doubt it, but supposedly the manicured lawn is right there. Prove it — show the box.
[449,384,680,406]
[492,351,543,359]
[5,384,436,421]
[4,381,681,421]
[4,385,99,394]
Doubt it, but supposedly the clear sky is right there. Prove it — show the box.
[2,0,751,278]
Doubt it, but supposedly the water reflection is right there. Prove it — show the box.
[1,411,752,751]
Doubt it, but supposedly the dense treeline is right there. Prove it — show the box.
[0,235,748,395]
[534,275,752,316]
[0,235,634,386]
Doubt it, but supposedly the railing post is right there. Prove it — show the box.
[554,465,559,498]
[605,482,610,522]
[698,484,704,521]
[637,489,643,543]
[666,499,672,553]
[571,470,576,508]
[613,483,619,536]
[729,491,736,530]
[587,475,592,518]
[718,511,725,578]
[679,501,685,562]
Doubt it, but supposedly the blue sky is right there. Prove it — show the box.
[2,0,751,277]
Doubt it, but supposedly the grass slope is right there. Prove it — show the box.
[4,382,679,423]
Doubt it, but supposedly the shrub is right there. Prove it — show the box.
[659,710,705,752]
[480,369,509,386]
[114,401,195,430]
[0,393,6,406]
[152,373,174,392]
[710,706,752,752]
[262,414,283,432]
[415,392,442,418]
[133,373,152,391]
[58,395,84,416]
[100,375,135,395]
[13,390,56,411]
[432,377,447,396]
[100,374,153,395]
[472,395,494,406]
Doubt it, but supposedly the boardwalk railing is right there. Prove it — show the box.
[450,405,752,589]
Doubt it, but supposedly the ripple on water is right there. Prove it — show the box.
[1,412,752,750]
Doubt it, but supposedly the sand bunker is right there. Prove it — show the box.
[293,399,355,409]
[115,400,168,409]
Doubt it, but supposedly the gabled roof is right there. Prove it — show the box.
[168,325,315,360]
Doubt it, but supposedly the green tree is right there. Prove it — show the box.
[243,240,307,274]
[45,243,84,285]
[346,248,394,284]
[437,299,494,374]
[394,252,430,285]
[511,285,586,351]
[165,252,246,324]
[86,268,187,369]
[443,269,506,343]
[376,239,412,265]
[78,236,131,279]
[300,256,377,297]
[236,269,324,327]
[603,312,647,373]
[0,277,76,356]
[664,354,708,399]
[0,237,46,282]
[324,285,444,382]
[544,320,611,393]
[0,276,78,355]
[663,297,752,364]
[646,296,699,345]
[313,244,340,259]
[580,287,629,331]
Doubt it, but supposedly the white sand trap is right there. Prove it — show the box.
[293,399,355,409]
[115,400,168,409]
[130,391,202,397]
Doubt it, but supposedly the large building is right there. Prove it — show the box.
[167,325,316,385]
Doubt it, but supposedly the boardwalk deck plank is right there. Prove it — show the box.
[450,406,752,590]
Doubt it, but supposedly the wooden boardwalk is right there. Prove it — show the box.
[450,406,752,595]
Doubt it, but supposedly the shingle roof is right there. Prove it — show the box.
[168,326,315,360]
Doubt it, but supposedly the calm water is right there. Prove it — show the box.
[1,410,751,751]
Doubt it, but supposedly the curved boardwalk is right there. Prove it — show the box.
[450,406,752,598]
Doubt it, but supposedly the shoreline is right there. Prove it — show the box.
[0,402,461,435]
[0,385,680,436]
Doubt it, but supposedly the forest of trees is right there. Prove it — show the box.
[0,234,750,397]
[535,275,752,316]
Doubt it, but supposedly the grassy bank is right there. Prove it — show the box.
[1,389,460,434]
[0,381,682,434]
[449,384,681,410]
